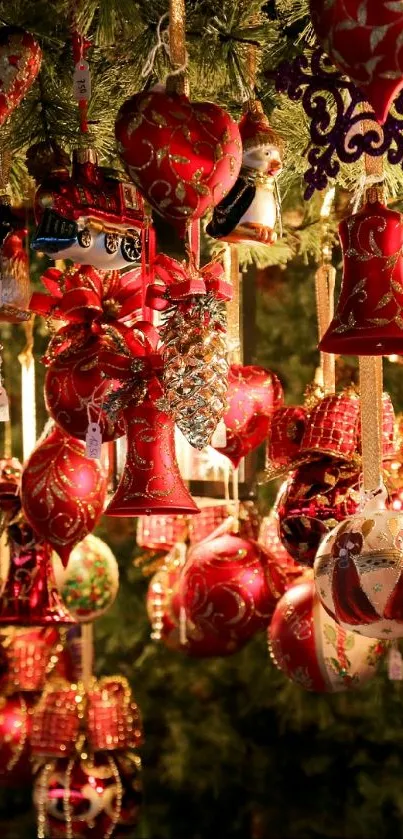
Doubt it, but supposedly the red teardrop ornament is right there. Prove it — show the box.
[0,27,42,126]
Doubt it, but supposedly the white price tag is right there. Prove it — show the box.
[210,419,227,448]
[388,647,403,681]
[0,387,9,422]
[73,60,91,101]
[85,422,102,459]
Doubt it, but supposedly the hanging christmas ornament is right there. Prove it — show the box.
[0,693,34,786]
[52,535,119,623]
[0,26,42,126]
[179,533,287,647]
[269,579,384,692]
[21,426,107,567]
[0,224,31,323]
[207,100,282,245]
[266,406,307,477]
[213,364,284,467]
[31,147,144,270]
[259,504,304,584]
[115,89,242,232]
[309,0,403,125]
[106,397,198,517]
[34,750,143,839]
[0,627,61,694]
[277,457,361,568]
[314,490,403,639]
[300,390,361,460]
[320,199,403,355]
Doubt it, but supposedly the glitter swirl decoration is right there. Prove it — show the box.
[115,89,242,230]
[0,27,42,126]
[275,48,403,199]
[21,426,107,567]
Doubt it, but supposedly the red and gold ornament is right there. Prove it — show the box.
[309,0,403,124]
[21,426,107,567]
[214,364,284,468]
[269,579,384,692]
[0,627,61,694]
[0,26,42,126]
[115,89,242,232]
[0,693,34,786]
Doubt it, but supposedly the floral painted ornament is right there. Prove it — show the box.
[310,0,403,124]
[314,490,403,638]
[52,535,119,623]
[115,89,242,232]
[269,579,384,692]
[0,27,42,126]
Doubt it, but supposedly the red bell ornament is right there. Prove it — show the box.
[45,335,124,442]
[0,693,34,787]
[269,580,384,692]
[115,89,242,231]
[179,533,287,646]
[314,496,403,639]
[310,0,403,124]
[106,400,199,517]
[34,751,143,839]
[21,427,107,567]
[300,390,360,460]
[214,365,284,468]
[320,201,403,355]
[0,27,42,126]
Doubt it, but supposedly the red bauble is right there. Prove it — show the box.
[0,27,42,126]
[179,533,287,646]
[214,365,284,468]
[21,427,107,567]
[269,580,384,692]
[34,751,143,839]
[320,201,403,355]
[115,89,242,230]
[45,335,124,442]
[277,457,360,567]
[106,399,199,516]
[310,0,403,124]
[0,693,33,786]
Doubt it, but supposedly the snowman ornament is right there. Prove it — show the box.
[206,101,282,246]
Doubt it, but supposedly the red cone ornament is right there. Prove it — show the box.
[34,751,143,839]
[0,27,42,126]
[106,400,199,517]
[314,495,403,639]
[269,580,384,692]
[0,693,34,787]
[21,427,107,567]
[115,89,242,231]
[310,0,403,124]
[45,336,124,442]
[320,201,403,355]
[179,533,287,647]
[214,365,284,468]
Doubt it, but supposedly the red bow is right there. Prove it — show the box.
[146,254,233,311]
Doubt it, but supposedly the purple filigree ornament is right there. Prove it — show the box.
[275,48,403,200]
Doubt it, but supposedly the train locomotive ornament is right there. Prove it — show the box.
[31,147,144,270]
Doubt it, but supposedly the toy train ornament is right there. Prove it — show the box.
[31,148,144,270]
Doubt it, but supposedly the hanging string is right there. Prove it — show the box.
[315,187,336,394]
[18,318,37,461]
[141,7,189,88]
[232,467,240,534]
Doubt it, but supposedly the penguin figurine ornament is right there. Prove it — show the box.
[206,101,283,247]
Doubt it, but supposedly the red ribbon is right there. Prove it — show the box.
[146,254,233,311]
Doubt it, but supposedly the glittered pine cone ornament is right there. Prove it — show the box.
[34,750,143,839]
[320,200,403,355]
[300,389,360,461]
[314,489,403,639]
[214,364,284,468]
[179,532,287,648]
[21,426,107,567]
[115,88,242,232]
[269,579,385,692]
[277,457,361,568]
[206,100,282,246]
[52,535,119,623]
[161,294,229,450]
[0,693,34,787]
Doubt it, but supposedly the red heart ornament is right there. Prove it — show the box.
[115,90,242,231]
[213,364,284,468]
[0,27,42,127]
[310,0,403,124]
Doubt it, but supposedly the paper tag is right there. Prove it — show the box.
[0,387,9,422]
[210,419,227,448]
[388,647,403,681]
[73,60,91,101]
[85,422,102,459]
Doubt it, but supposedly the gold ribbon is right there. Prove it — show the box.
[315,263,336,394]
[168,0,188,95]
[224,244,242,364]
